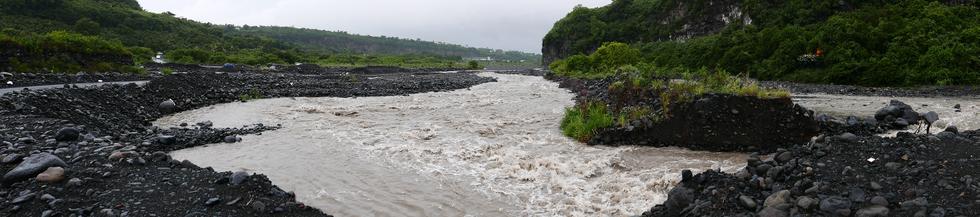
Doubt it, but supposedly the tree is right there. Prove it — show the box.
[73,17,101,35]
[467,60,480,70]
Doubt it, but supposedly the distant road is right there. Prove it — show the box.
[0,81,149,96]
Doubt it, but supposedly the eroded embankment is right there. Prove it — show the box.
[158,73,750,216]
[0,71,492,216]
[643,93,980,216]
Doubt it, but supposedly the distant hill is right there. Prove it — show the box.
[0,0,538,68]
[233,26,539,62]
[543,0,980,86]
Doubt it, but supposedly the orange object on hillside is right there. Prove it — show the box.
[815,48,824,57]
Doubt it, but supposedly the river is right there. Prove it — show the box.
[155,72,979,216]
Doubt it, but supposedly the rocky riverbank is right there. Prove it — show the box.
[2,63,467,89]
[0,72,155,89]
[640,100,980,216]
[0,70,493,216]
[762,81,980,98]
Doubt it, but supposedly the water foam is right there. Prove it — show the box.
[159,73,748,216]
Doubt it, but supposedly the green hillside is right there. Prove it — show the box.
[544,0,980,86]
[234,26,539,62]
[0,0,538,72]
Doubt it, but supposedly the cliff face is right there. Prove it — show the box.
[542,0,752,66]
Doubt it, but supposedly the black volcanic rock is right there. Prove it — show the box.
[592,94,819,153]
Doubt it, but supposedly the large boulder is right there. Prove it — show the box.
[2,153,67,184]
[662,186,694,216]
[875,100,919,124]
[159,99,176,113]
[54,127,81,141]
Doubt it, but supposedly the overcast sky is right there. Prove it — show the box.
[137,0,611,53]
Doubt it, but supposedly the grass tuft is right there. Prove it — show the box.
[560,101,615,142]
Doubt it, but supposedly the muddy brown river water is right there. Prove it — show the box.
[155,72,980,216]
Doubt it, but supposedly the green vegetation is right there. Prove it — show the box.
[561,101,615,142]
[0,31,144,73]
[545,0,980,86]
[0,0,539,72]
[555,43,790,142]
[161,67,174,75]
[234,26,541,63]
[313,54,463,68]
[550,42,643,78]
[467,60,482,70]
[238,89,263,102]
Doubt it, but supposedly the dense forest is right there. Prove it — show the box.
[0,0,538,72]
[544,0,980,86]
[234,26,539,62]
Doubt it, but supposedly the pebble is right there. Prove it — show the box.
[894,118,910,128]
[869,182,883,190]
[17,136,37,144]
[224,135,240,143]
[775,152,793,163]
[758,207,788,217]
[2,153,67,184]
[41,210,55,217]
[885,162,903,170]
[36,167,66,183]
[855,205,890,217]
[930,207,946,217]
[230,171,250,185]
[764,190,792,208]
[251,201,267,212]
[945,125,959,134]
[738,195,757,209]
[109,151,136,160]
[838,133,858,142]
[1,153,23,164]
[849,188,866,202]
[11,192,35,204]
[870,196,888,206]
[66,178,83,187]
[901,197,928,208]
[40,193,55,201]
[819,196,851,214]
[54,127,81,141]
[156,135,177,145]
[797,196,818,210]
[204,197,221,206]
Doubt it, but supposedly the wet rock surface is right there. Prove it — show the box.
[0,70,492,216]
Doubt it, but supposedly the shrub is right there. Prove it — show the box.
[238,89,263,102]
[161,67,173,75]
[467,60,481,70]
[560,101,614,142]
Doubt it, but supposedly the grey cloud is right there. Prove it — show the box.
[138,0,611,53]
